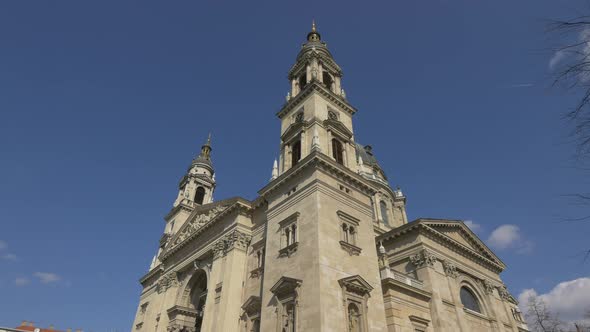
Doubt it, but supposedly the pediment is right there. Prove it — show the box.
[338,275,373,296]
[281,120,306,142]
[166,201,232,251]
[421,220,503,267]
[323,118,353,139]
[241,296,261,315]
[270,276,302,297]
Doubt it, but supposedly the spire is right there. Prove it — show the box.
[199,133,212,160]
[307,19,321,42]
[271,159,278,181]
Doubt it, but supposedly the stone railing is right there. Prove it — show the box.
[380,267,424,289]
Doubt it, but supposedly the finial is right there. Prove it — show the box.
[312,19,316,32]
[206,132,212,146]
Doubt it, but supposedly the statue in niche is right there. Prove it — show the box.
[282,303,295,332]
[348,303,361,332]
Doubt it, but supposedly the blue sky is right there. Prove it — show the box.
[1,0,589,330]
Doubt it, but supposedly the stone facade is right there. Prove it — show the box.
[131,24,529,332]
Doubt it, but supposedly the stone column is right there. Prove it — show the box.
[200,247,224,332]
[216,230,251,332]
[443,261,469,332]
[411,250,445,331]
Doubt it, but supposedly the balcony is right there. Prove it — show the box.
[380,267,424,289]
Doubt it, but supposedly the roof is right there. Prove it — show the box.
[11,325,66,332]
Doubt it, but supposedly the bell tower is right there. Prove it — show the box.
[278,22,359,177]
[260,22,388,332]
[174,134,216,208]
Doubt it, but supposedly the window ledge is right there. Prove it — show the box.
[250,266,264,279]
[279,242,298,258]
[463,308,489,320]
[339,240,362,256]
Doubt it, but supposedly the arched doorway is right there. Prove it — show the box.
[188,270,208,331]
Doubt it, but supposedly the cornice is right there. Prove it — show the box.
[277,80,357,119]
[139,265,163,286]
[258,150,376,198]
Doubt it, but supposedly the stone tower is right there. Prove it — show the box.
[132,23,528,332]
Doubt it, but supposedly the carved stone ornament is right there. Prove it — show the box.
[166,324,195,332]
[442,261,459,278]
[497,284,511,301]
[213,230,252,259]
[482,279,495,295]
[328,110,338,120]
[410,249,437,268]
[172,205,228,247]
[157,272,179,294]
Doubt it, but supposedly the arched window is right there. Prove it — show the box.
[298,74,307,90]
[460,287,482,313]
[348,226,356,245]
[188,270,208,331]
[194,187,206,205]
[291,140,301,167]
[332,139,344,165]
[322,71,333,90]
[380,201,390,226]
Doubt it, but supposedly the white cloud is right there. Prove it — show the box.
[549,50,567,70]
[33,272,61,284]
[15,277,29,287]
[518,278,590,323]
[487,224,521,249]
[1,253,17,261]
[486,224,533,253]
[464,220,481,233]
[0,240,6,250]
[487,224,533,254]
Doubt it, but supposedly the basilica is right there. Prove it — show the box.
[132,23,530,332]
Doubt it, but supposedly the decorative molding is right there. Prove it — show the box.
[277,81,357,119]
[241,296,262,317]
[270,276,302,298]
[497,284,511,301]
[212,229,252,259]
[338,275,373,297]
[337,210,360,226]
[157,272,179,294]
[481,279,496,295]
[443,261,459,278]
[162,198,253,260]
[167,305,199,318]
[278,242,298,258]
[250,266,264,279]
[410,249,437,268]
[339,240,362,256]
[377,220,505,273]
[166,324,195,332]
[171,204,229,248]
